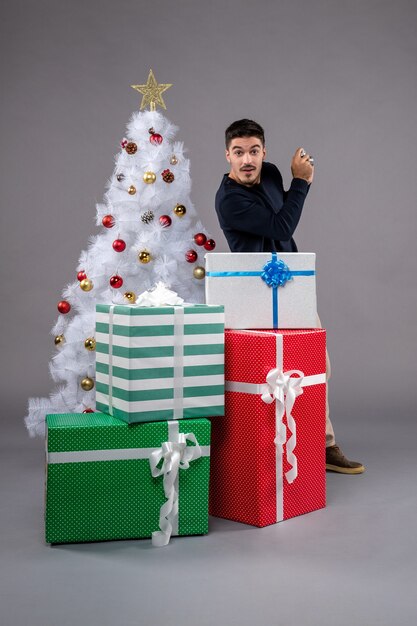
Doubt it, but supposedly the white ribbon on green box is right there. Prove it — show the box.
[225,331,326,522]
[149,420,204,547]
[172,306,184,420]
[47,420,209,547]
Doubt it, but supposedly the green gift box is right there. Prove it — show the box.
[45,413,211,546]
[95,303,225,424]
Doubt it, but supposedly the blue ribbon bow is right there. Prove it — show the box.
[261,257,293,288]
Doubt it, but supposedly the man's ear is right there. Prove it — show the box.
[225,149,231,163]
[262,145,266,160]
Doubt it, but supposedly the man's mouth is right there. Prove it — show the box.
[241,167,255,172]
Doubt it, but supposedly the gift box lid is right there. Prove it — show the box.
[205,251,316,270]
[46,413,211,453]
[96,303,224,316]
[225,328,326,380]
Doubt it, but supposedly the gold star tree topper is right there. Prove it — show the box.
[131,69,173,111]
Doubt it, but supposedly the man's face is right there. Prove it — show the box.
[226,136,266,186]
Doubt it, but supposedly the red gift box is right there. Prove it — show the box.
[209,328,326,527]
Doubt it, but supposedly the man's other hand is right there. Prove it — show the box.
[291,148,314,184]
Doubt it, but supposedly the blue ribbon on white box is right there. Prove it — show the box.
[206,252,315,328]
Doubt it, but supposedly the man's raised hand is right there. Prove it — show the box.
[291,147,314,184]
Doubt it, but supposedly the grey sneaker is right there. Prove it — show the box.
[326,445,365,474]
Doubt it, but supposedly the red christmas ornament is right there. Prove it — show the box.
[102,215,115,228]
[194,233,207,246]
[161,169,175,183]
[77,270,87,281]
[150,133,163,145]
[121,138,128,148]
[204,238,216,251]
[112,238,126,253]
[57,300,71,314]
[185,250,198,263]
[109,275,123,289]
[83,408,94,413]
[159,215,172,228]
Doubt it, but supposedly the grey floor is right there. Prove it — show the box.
[1,404,416,626]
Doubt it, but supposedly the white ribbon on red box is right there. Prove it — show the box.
[225,331,326,521]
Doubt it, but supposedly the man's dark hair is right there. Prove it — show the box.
[225,119,265,149]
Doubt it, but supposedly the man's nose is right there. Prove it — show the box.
[242,152,252,164]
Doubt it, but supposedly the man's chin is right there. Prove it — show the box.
[239,172,257,186]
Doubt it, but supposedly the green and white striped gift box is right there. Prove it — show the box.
[95,303,225,424]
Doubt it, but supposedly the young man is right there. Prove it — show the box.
[215,119,364,474]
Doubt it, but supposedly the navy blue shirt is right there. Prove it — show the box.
[215,162,309,253]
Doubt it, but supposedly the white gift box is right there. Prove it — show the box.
[205,252,317,329]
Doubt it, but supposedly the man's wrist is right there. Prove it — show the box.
[291,177,310,191]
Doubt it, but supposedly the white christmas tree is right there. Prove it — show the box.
[25,70,216,437]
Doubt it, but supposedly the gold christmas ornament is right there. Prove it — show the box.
[170,155,178,165]
[84,337,96,351]
[173,203,186,217]
[131,69,173,111]
[128,185,137,195]
[193,266,206,280]
[143,171,156,184]
[79,278,93,292]
[124,291,137,303]
[81,377,95,391]
[54,334,65,346]
[138,250,151,264]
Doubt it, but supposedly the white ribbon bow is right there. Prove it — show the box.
[149,432,202,547]
[261,368,304,484]
[136,281,184,307]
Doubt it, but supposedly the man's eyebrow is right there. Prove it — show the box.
[231,143,261,151]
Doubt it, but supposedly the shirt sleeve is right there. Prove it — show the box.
[283,177,310,202]
[219,178,309,241]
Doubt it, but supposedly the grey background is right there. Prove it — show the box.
[1,1,416,625]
